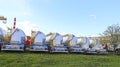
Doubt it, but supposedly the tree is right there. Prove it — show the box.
[101,24,120,50]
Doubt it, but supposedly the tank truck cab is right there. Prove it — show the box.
[87,38,108,54]
[65,34,83,53]
[87,39,99,54]
[81,37,90,53]
[29,31,48,52]
[1,28,26,51]
[45,33,68,53]
[96,42,108,54]
[0,27,7,51]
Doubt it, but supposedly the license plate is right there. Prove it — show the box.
[36,48,43,50]
[8,46,17,49]
[73,49,79,51]
[76,50,80,51]
[57,49,64,51]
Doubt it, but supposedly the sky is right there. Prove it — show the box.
[0,0,120,37]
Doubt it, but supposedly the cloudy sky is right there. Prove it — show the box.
[0,0,120,37]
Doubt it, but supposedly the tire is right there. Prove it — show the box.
[23,45,26,52]
[0,45,1,52]
[115,49,120,55]
[48,46,51,53]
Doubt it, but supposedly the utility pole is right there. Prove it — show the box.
[13,18,16,29]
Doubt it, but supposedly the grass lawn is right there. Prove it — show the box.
[0,52,120,67]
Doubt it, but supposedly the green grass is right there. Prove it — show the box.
[0,52,120,67]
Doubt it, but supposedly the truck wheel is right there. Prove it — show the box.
[0,45,1,52]
[115,49,120,55]
[48,46,51,53]
[23,45,26,52]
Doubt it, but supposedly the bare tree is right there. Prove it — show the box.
[102,24,120,51]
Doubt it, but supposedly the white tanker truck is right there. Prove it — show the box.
[80,37,91,53]
[63,34,82,53]
[96,41,108,54]
[29,31,48,52]
[65,36,91,53]
[0,27,7,51]
[1,28,26,51]
[69,37,89,53]
[87,39,99,54]
[87,39,108,54]
[45,33,68,53]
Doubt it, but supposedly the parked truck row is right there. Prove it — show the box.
[0,27,109,54]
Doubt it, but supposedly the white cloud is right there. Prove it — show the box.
[16,21,40,36]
